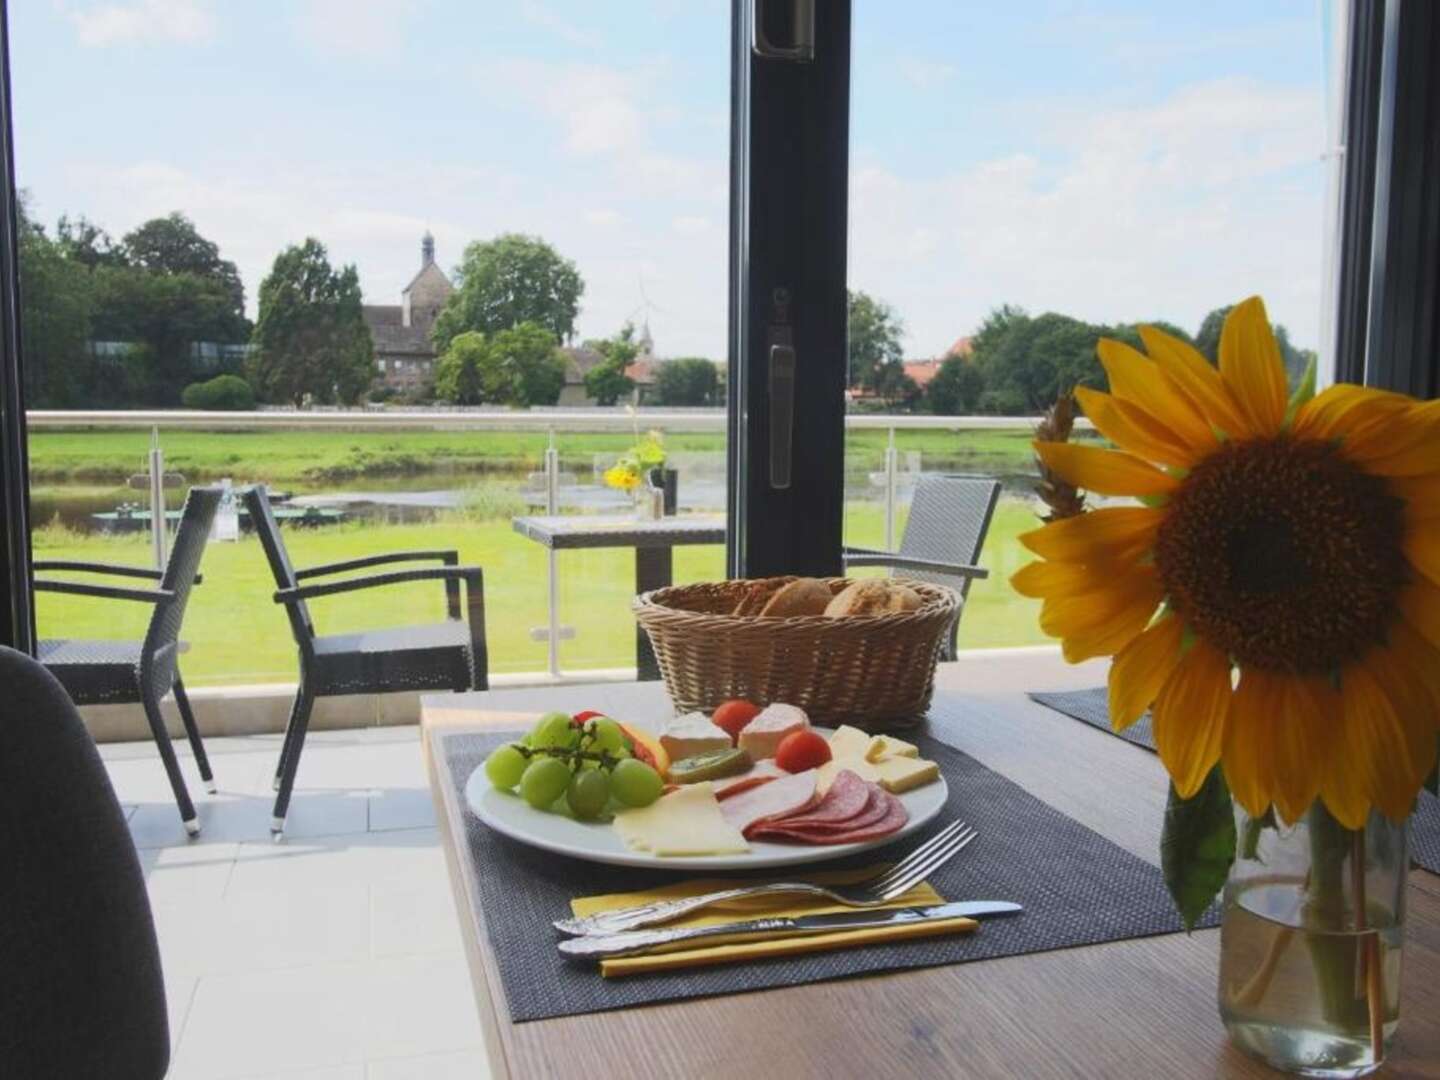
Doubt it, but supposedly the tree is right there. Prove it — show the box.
[182,373,255,410]
[926,357,985,415]
[248,238,375,406]
[434,323,565,406]
[121,212,246,328]
[434,331,496,405]
[583,323,638,405]
[431,233,583,351]
[16,198,96,407]
[653,357,719,406]
[55,214,126,270]
[847,290,905,393]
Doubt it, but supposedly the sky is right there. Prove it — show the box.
[12,1,1330,360]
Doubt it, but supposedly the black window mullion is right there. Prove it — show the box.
[727,0,851,580]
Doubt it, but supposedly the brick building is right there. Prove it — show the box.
[363,232,454,392]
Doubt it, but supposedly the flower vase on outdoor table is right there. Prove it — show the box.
[1016,296,1439,1077]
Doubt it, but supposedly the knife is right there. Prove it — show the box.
[557,900,1022,961]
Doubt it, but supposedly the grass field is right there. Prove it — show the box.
[31,499,1050,686]
[26,426,1060,485]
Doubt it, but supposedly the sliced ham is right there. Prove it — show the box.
[760,769,870,827]
[719,768,820,836]
[758,791,909,845]
[712,759,789,800]
[751,773,909,845]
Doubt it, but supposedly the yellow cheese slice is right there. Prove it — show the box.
[871,755,941,794]
[612,782,748,856]
[865,734,919,762]
[826,725,873,760]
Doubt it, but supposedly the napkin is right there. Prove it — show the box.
[569,865,976,978]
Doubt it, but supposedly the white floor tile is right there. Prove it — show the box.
[367,787,435,832]
[359,953,485,1062]
[366,1048,491,1080]
[140,841,239,905]
[370,883,463,958]
[129,789,370,849]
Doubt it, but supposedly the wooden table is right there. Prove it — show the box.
[423,651,1440,1080]
[510,514,726,680]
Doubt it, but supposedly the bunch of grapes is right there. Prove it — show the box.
[483,711,663,820]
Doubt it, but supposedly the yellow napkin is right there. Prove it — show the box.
[570,865,976,978]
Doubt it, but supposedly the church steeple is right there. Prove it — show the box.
[421,230,435,268]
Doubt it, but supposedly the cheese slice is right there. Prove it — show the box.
[612,782,748,856]
[870,755,940,794]
[826,725,872,760]
[816,755,878,794]
[865,734,919,762]
[660,713,734,762]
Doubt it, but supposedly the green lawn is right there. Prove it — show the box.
[26,426,1059,486]
[32,499,1050,687]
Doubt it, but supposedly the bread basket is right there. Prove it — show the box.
[632,577,961,730]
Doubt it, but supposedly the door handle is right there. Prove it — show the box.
[769,340,796,489]
[753,0,814,62]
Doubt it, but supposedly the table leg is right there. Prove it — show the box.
[634,546,673,681]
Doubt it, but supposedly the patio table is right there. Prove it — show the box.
[510,514,726,680]
[422,650,1440,1080]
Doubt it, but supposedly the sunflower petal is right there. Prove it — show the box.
[1403,521,1440,587]
[1293,383,1411,443]
[1010,559,1112,599]
[1218,297,1288,435]
[1223,667,1280,817]
[1138,325,1253,439]
[1095,338,1218,453]
[1033,441,1178,498]
[1073,386,1199,469]
[1269,676,1332,825]
[1355,399,1440,476]
[1315,676,1370,829]
[1394,473,1440,520]
[1340,661,1427,822]
[1108,612,1184,731]
[1399,576,1440,651]
[1040,571,1164,662]
[1019,506,1165,563]
[1152,639,1231,798]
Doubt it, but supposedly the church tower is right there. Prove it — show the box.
[402,231,453,331]
[421,230,435,268]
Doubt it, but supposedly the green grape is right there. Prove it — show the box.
[610,759,663,807]
[519,757,571,809]
[566,768,611,820]
[531,711,578,750]
[484,744,528,791]
[588,717,627,753]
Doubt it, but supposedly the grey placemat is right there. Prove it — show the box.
[441,710,1219,1023]
[1030,686,1440,875]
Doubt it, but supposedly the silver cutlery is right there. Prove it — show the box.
[558,899,1022,960]
[553,819,978,937]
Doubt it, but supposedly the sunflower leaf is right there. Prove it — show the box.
[1161,767,1236,930]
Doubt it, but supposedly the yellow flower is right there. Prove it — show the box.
[603,464,639,492]
[1014,297,1440,828]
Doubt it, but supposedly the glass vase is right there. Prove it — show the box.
[1218,802,1408,1077]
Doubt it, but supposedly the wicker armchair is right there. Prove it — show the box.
[241,485,488,837]
[35,485,221,836]
[843,473,1000,660]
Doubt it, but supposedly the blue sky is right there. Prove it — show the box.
[13,1,1329,358]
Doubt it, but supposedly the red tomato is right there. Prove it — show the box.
[571,710,605,728]
[774,729,832,773]
[711,699,762,743]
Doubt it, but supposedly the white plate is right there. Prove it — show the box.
[463,733,948,871]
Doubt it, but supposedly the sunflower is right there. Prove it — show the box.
[1013,297,1440,828]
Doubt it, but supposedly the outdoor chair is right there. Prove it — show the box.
[843,473,1000,660]
[35,485,221,836]
[241,484,488,837]
[0,647,170,1080]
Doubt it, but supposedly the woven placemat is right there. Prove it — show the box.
[440,709,1218,1023]
[1030,686,1440,875]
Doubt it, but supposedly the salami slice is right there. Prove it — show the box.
[718,768,821,836]
[757,788,909,845]
[757,770,870,828]
[752,787,892,837]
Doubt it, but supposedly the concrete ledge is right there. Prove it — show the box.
[78,668,642,743]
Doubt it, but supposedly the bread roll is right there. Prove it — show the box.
[824,579,924,617]
[731,576,794,616]
[760,577,833,617]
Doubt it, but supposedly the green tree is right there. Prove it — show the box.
[494,322,566,406]
[847,290,905,393]
[248,238,375,406]
[55,214,126,270]
[121,212,247,329]
[971,310,1109,414]
[653,356,719,405]
[434,331,496,405]
[431,233,583,351]
[16,198,96,407]
[181,373,255,410]
[926,357,985,415]
[583,323,638,405]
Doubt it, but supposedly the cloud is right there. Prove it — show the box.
[584,209,624,228]
[849,78,1327,357]
[64,0,215,47]
[493,59,648,157]
[290,0,414,57]
[519,0,598,47]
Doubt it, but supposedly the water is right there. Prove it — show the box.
[1219,882,1402,1078]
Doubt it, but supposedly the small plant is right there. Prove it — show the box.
[182,374,256,411]
[602,430,665,493]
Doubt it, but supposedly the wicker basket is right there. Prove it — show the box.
[632,577,961,730]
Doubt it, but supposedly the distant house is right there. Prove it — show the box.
[363,232,454,392]
[556,322,660,405]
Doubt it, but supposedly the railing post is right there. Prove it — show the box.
[544,428,561,678]
[883,426,897,551]
[148,427,167,570]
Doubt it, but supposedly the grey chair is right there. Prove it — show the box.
[843,473,1000,660]
[241,485,487,837]
[35,485,221,836]
[0,646,170,1079]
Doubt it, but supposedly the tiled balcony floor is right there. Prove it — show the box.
[100,727,492,1080]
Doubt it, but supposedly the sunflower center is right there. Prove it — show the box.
[1153,436,1408,673]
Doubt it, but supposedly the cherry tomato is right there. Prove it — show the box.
[571,709,605,728]
[711,700,762,743]
[775,729,832,773]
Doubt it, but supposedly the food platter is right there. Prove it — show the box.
[465,726,949,871]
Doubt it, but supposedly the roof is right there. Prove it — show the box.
[363,304,402,327]
[402,261,453,297]
[560,346,606,384]
[946,335,974,359]
[366,318,434,357]
[902,358,944,388]
[624,357,658,385]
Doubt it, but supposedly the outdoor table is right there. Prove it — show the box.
[422,650,1440,1079]
[510,514,726,680]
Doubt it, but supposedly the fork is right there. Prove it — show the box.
[552,819,977,936]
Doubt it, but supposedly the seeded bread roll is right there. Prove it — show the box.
[760,577,834,617]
